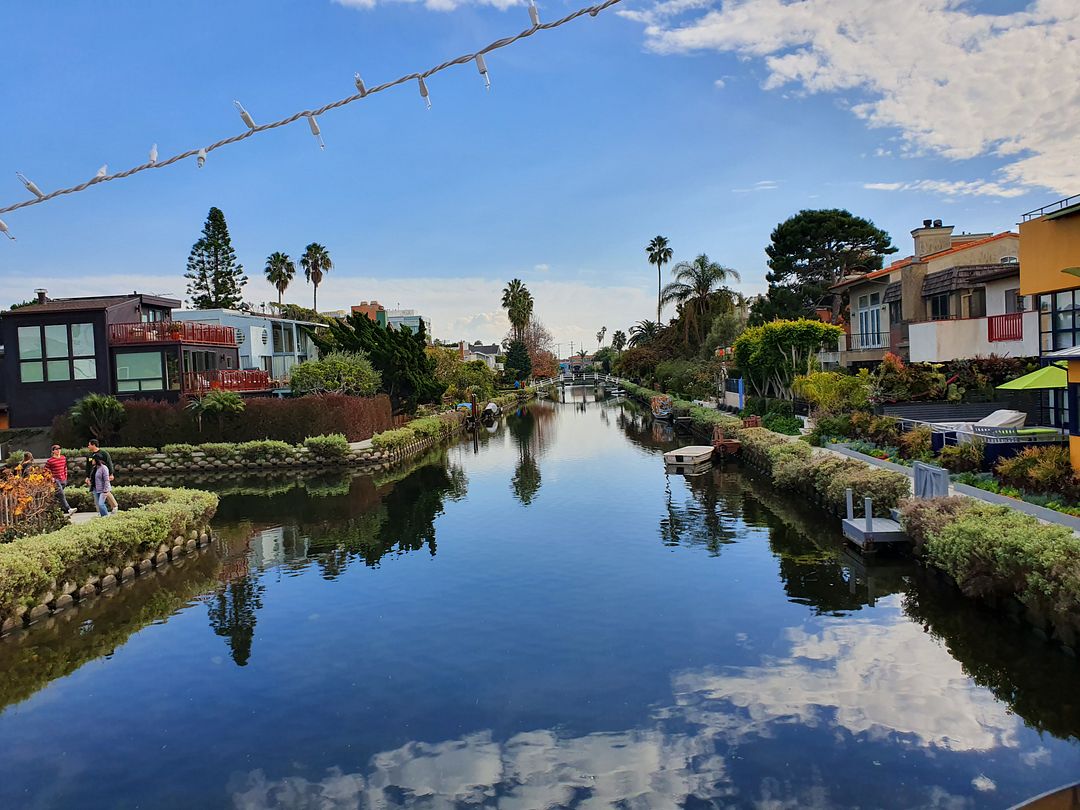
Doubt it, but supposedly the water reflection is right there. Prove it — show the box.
[230,603,1030,808]
[208,578,265,667]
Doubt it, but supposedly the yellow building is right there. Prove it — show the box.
[1018,194,1080,469]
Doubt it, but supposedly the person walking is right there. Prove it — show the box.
[19,452,34,477]
[90,454,113,517]
[43,445,76,515]
[84,439,117,514]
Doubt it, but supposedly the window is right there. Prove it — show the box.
[1005,288,1024,314]
[17,322,97,383]
[888,301,902,326]
[1040,291,1080,353]
[272,322,295,354]
[140,308,167,323]
[930,294,950,320]
[115,352,165,392]
[968,288,986,319]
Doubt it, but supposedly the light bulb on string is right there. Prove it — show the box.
[307,115,325,149]
[476,54,491,89]
[418,77,431,109]
[529,0,540,27]
[149,144,158,164]
[234,101,256,129]
[16,172,44,199]
[354,73,367,96]
[0,218,13,240]
[196,148,207,168]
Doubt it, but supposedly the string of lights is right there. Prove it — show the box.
[0,0,623,239]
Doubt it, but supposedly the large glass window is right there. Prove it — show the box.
[272,322,295,354]
[930,294,950,320]
[968,288,986,319]
[16,322,96,383]
[115,351,165,392]
[1040,291,1080,354]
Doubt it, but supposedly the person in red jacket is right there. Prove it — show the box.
[43,445,75,515]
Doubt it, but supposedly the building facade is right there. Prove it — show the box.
[351,301,388,327]
[1019,194,1080,468]
[827,221,1034,368]
[0,292,269,429]
[173,309,323,383]
[386,309,424,334]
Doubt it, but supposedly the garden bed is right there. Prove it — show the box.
[0,486,219,633]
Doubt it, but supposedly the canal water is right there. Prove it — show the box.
[1,392,1078,808]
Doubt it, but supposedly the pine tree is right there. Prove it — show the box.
[184,207,248,309]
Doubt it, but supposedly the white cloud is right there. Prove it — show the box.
[533,263,550,273]
[713,77,726,89]
[864,179,1027,198]
[732,179,779,192]
[12,271,655,348]
[624,0,1080,195]
[333,0,520,11]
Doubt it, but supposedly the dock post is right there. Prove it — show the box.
[864,497,873,534]
[845,488,854,520]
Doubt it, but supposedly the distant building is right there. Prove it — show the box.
[386,309,425,334]
[352,300,388,327]
[173,309,324,383]
[461,341,501,370]
[0,290,267,429]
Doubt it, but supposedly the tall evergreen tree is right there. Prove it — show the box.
[184,207,248,310]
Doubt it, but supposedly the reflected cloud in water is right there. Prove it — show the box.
[232,601,1025,809]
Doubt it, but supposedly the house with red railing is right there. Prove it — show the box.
[824,220,1037,368]
[0,290,273,428]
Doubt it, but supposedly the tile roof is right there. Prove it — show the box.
[922,231,1018,261]
[921,263,1021,298]
[7,293,181,315]
[830,257,915,290]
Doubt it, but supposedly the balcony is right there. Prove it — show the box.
[909,311,1039,362]
[181,369,272,393]
[109,321,237,346]
[987,312,1023,342]
[846,332,891,351]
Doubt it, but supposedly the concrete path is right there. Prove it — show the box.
[349,439,373,451]
[70,512,99,526]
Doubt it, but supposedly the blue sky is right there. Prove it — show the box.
[2,0,1076,348]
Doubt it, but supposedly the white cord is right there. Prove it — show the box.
[1,0,622,219]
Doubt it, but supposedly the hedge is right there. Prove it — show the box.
[371,412,464,451]
[739,428,911,517]
[0,486,218,616]
[52,393,394,447]
[918,501,1080,644]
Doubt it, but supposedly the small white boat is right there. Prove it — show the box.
[663,446,714,465]
[665,460,714,477]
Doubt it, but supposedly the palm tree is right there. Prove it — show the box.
[300,243,333,311]
[501,278,534,341]
[264,252,295,306]
[646,236,673,325]
[611,329,627,352]
[595,326,607,347]
[628,319,660,347]
[661,253,741,345]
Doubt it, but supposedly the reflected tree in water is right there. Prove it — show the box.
[506,405,555,507]
[659,472,739,554]
[208,577,266,667]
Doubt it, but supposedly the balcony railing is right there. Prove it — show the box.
[846,332,890,351]
[181,369,272,393]
[987,312,1024,342]
[109,321,237,346]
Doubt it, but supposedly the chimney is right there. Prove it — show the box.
[912,219,954,258]
[459,340,465,359]
[34,288,48,304]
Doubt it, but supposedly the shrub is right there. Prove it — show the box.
[996,446,1070,493]
[866,416,900,446]
[303,434,351,460]
[162,444,198,461]
[69,394,126,443]
[236,440,293,462]
[938,440,985,473]
[926,503,1080,634]
[766,399,794,417]
[897,496,974,556]
[898,426,932,460]
[186,390,245,435]
[371,428,417,451]
[0,487,218,616]
[197,443,236,460]
[823,463,910,517]
[762,412,802,435]
[793,369,871,415]
[290,352,381,397]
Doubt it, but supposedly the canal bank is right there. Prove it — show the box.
[0,395,1077,808]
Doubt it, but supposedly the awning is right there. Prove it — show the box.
[996,362,1067,390]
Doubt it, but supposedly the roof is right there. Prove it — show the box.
[6,293,180,315]
[173,309,325,328]
[830,257,916,290]
[467,343,500,355]
[1046,346,1080,359]
[883,281,902,304]
[921,263,1020,298]
[922,231,1018,261]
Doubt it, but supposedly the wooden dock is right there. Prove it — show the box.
[841,490,909,552]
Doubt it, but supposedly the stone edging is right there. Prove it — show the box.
[1,527,214,637]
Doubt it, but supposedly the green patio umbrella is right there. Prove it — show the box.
[996,362,1067,390]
